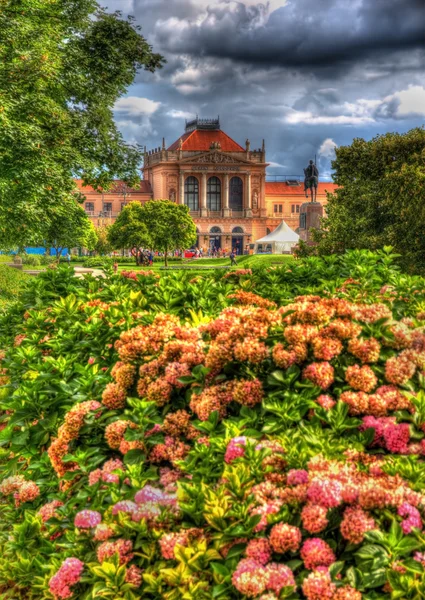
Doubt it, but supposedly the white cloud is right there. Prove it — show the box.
[284,110,375,126]
[319,138,338,158]
[167,109,195,119]
[391,85,425,117]
[114,96,161,116]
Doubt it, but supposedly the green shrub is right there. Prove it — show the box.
[0,265,28,311]
[22,255,41,266]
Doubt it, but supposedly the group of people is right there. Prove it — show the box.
[192,246,238,265]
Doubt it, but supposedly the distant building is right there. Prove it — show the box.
[76,118,337,252]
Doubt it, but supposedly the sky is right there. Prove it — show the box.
[103,0,425,181]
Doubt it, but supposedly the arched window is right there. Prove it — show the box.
[207,176,221,211]
[210,226,222,250]
[185,176,199,211]
[231,226,244,255]
[230,176,243,211]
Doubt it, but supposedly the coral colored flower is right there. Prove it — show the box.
[385,355,416,385]
[97,539,133,565]
[125,564,143,587]
[333,586,362,600]
[38,500,63,522]
[105,420,135,450]
[269,523,302,553]
[348,338,381,363]
[74,510,102,529]
[300,538,336,570]
[340,506,375,544]
[49,558,84,599]
[303,362,335,390]
[93,524,114,541]
[233,379,264,407]
[102,382,127,409]
[232,558,268,597]
[302,570,335,600]
[265,562,296,594]
[345,364,377,393]
[272,344,297,369]
[311,337,342,361]
[159,531,191,559]
[301,503,328,533]
[316,395,336,410]
[340,391,370,415]
[246,538,272,565]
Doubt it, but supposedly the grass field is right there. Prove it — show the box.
[9,254,295,274]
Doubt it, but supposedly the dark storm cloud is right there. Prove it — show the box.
[102,0,425,180]
[152,0,425,70]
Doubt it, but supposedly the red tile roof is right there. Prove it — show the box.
[75,179,152,194]
[168,129,245,152]
[265,182,338,196]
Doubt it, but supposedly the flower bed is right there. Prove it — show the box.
[1,251,425,598]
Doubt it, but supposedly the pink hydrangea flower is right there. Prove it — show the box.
[300,538,336,570]
[232,558,268,597]
[301,503,328,533]
[287,469,309,486]
[269,523,302,553]
[74,510,102,529]
[302,569,335,600]
[246,538,272,565]
[307,479,342,508]
[49,558,84,599]
[398,502,423,534]
[265,562,296,594]
[224,437,248,463]
[112,501,138,515]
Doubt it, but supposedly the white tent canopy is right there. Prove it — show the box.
[254,220,299,254]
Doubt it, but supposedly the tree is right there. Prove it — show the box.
[43,197,97,260]
[0,0,163,248]
[315,128,425,272]
[140,200,197,266]
[107,202,151,263]
[94,225,113,255]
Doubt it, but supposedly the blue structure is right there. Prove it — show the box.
[8,247,69,256]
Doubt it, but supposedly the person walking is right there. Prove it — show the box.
[230,250,237,266]
[66,252,71,265]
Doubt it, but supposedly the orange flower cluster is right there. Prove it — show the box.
[48,401,102,476]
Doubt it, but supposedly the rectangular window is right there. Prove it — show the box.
[296,205,300,214]
[274,204,283,214]
[104,202,112,214]
[85,202,94,214]
[291,204,295,213]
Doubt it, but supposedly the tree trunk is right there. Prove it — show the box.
[164,246,168,267]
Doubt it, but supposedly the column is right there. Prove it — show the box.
[179,171,184,205]
[201,173,208,216]
[223,174,230,217]
[245,172,252,217]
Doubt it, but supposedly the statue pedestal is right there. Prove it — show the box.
[299,201,323,244]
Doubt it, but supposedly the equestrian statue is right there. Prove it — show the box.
[304,159,319,202]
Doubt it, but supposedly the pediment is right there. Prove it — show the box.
[179,151,253,166]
